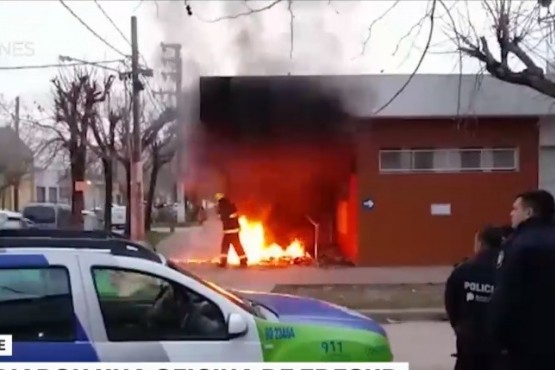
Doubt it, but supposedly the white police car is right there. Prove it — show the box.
[0,231,392,363]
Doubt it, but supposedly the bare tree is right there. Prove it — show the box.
[115,103,176,234]
[447,0,555,98]
[144,126,178,231]
[89,89,129,230]
[37,67,114,227]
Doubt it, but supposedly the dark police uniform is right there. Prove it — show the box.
[490,218,555,370]
[445,248,498,370]
[217,197,248,267]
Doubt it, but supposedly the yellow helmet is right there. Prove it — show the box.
[214,192,225,201]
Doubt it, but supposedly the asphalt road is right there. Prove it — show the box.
[384,321,455,370]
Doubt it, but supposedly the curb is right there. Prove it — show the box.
[358,308,447,323]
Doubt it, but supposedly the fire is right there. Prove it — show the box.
[227,216,309,265]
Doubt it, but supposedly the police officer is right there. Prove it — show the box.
[490,190,555,370]
[215,193,248,268]
[445,225,508,370]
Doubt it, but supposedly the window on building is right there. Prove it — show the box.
[492,148,517,170]
[36,186,46,203]
[59,186,70,203]
[91,268,227,341]
[378,147,518,174]
[460,149,482,170]
[0,267,75,341]
[48,187,58,203]
[379,149,410,171]
[412,150,434,170]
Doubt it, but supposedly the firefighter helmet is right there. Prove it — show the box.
[214,193,225,201]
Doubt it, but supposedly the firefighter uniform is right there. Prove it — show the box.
[215,193,248,267]
[445,247,499,370]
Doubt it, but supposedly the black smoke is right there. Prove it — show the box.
[199,75,352,141]
[196,75,356,250]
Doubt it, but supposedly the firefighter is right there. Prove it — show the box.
[215,193,248,268]
[445,225,509,370]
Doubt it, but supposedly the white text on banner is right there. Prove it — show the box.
[0,362,409,370]
[0,335,12,356]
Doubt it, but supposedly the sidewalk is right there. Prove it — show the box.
[158,225,450,290]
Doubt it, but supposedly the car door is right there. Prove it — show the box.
[77,254,264,362]
[0,252,98,361]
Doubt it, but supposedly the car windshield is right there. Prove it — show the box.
[166,260,262,317]
[22,206,55,224]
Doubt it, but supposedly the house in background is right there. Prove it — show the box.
[0,126,34,211]
[33,166,71,204]
[34,159,126,210]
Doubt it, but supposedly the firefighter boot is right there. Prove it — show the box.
[218,255,228,268]
[239,255,248,268]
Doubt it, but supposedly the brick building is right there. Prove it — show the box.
[197,74,555,266]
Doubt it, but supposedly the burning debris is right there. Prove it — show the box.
[184,216,313,267]
[228,216,312,266]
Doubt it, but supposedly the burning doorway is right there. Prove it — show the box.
[185,76,356,267]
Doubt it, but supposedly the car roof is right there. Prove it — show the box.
[0,210,22,218]
[23,203,71,209]
[0,230,163,263]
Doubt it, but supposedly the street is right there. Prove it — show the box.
[385,321,455,370]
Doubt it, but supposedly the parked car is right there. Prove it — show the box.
[111,204,126,230]
[0,231,392,362]
[0,210,34,230]
[21,203,71,229]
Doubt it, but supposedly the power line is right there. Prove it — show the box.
[94,0,130,45]
[93,1,165,113]
[59,0,127,57]
[0,59,124,71]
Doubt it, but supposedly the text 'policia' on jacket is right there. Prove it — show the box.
[218,198,240,233]
[445,248,498,356]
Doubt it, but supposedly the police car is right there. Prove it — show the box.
[0,230,392,362]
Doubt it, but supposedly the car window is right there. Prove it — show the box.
[167,260,259,317]
[92,267,228,341]
[0,267,75,341]
[22,206,56,224]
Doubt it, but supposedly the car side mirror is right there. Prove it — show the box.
[227,313,248,338]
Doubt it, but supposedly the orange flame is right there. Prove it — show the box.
[227,216,308,265]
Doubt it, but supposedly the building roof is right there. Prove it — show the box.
[200,74,555,118]
[0,126,33,163]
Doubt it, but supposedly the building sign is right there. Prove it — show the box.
[431,203,451,216]
[362,199,375,210]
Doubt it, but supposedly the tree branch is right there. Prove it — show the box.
[374,0,438,115]
[454,0,555,98]
[202,0,284,22]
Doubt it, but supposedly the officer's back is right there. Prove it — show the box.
[445,226,507,370]
[491,190,555,364]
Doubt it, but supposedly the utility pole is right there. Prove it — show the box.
[130,16,145,241]
[13,96,20,211]
[154,43,183,205]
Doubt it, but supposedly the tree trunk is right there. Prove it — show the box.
[145,162,160,232]
[70,147,86,229]
[13,180,19,211]
[102,158,113,231]
[124,161,131,236]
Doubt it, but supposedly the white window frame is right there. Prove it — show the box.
[378,148,519,174]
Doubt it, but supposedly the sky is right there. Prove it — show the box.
[0,0,547,111]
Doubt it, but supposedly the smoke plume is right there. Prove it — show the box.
[149,1,374,250]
